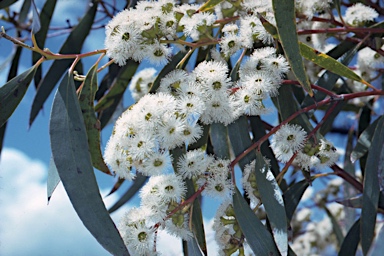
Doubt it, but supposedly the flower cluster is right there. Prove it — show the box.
[270,124,338,171]
[100,0,366,255]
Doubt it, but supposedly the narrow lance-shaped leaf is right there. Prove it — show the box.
[77,63,111,175]
[260,15,371,91]
[282,179,309,221]
[32,0,57,88]
[108,173,147,214]
[0,63,38,128]
[210,122,230,160]
[47,156,60,204]
[301,41,357,108]
[233,187,279,255]
[338,219,360,256]
[350,117,380,163]
[361,115,384,255]
[272,0,313,96]
[30,1,98,126]
[227,116,255,171]
[50,72,129,256]
[95,60,139,129]
[254,152,288,256]
[299,42,371,86]
[106,178,125,197]
[18,0,31,24]
[0,0,18,9]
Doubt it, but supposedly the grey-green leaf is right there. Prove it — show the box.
[0,64,37,128]
[50,72,129,255]
[227,116,255,170]
[233,187,279,255]
[254,152,288,255]
[361,115,384,255]
[32,0,57,88]
[47,156,60,204]
[0,0,18,9]
[283,179,309,221]
[338,219,360,256]
[108,173,147,214]
[350,117,380,163]
[272,0,313,96]
[30,1,98,126]
[210,122,230,159]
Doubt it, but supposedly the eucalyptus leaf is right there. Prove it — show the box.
[77,63,111,175]
[0,64,37,128]
[272,0,312,96]
[338,219,360,256]
[254,152,288,256]
[361,115,384,255]
[351,117,380,163]
[47,156,60,204]
[233,187,279,255]
[30,1,98,126]
[50,72,129,255]
[108,173,147,214]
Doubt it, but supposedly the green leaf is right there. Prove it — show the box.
[283,179,309,221]
[149,51,186,93]
[272,0,312,96]
[96,60,139,129]
[319,101,347,135]
[249,116,280,177]
[233,187,279,255]
[368,223,384,256]
[32,0,57,88]
[197,0,224,12]
[0,0,18,9]
[301,41,357,108]
[350,117,380,163]
[47,156,60,204]
[106,178,125,197]
[299,42,370,87]
[227,116,255,170]
[273,84,314,134]
[210,122,230,159]
[50,72,129,256]
[108,173,147,214]
[254,152,288,255]
[18,0,31,24]
[361,115,384,255]
[184,237,204,256]
[30,1,98,126]
[338,219,360,256]
[0,63,37,128]
[77,63,111,175]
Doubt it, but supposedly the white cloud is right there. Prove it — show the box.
[0,148,220,255]
[0,148,112,255]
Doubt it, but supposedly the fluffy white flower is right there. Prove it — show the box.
[271,124,307,163]
[177,149,209,179]
[159,69,190,95]
[129,68,157,102]
[344,3,378,26]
